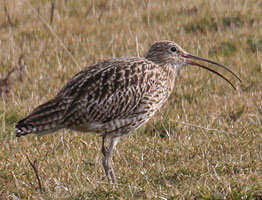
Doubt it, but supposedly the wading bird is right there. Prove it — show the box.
[16,40,241,183]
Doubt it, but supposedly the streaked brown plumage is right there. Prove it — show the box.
[15,40,241,183]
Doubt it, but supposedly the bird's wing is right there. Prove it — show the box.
[58,57,160,128]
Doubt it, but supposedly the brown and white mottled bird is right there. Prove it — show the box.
[15,40,241,183]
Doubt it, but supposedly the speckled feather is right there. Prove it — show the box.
[16,41,178,137]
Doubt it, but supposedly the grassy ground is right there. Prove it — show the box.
[1,0,262,199]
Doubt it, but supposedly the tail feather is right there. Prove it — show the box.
[15,99,67,137]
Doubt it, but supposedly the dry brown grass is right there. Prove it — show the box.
[1,0,262,199]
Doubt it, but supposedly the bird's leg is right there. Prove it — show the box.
[102,135,110,182]
[107,136,120,183]
[102,135,120,184]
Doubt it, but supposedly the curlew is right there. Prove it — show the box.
[15,40,241,183]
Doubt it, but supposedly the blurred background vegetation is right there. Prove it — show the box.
[0,0,262,199]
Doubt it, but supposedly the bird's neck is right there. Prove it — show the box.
[160,63,177,91]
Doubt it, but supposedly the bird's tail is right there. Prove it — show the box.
[15,98,67,137]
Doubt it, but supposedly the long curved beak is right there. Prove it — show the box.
[182,54,241,90]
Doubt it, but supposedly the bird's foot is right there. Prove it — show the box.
[102,156,117,184]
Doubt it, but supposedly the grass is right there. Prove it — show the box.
[0,0,262,199]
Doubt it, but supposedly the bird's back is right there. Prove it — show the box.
[16,57,176,137]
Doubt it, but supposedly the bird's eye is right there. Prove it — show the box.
[170,47,177,53]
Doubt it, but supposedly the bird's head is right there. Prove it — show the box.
[145,40,241,90]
